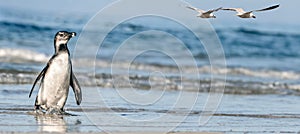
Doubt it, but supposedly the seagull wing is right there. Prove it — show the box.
[222,8,246,13]
[253,4,280,12]
[186,6,204,13]
[205,7,222,14]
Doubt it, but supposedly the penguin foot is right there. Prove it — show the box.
[35,109,44,115]
[46,107,64,115]
[30,105,45,115]
[46,109,77,116]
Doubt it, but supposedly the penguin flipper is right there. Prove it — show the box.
[29,65,48,98]
[70,71,82,105]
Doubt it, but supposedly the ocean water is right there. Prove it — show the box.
[1,4,300,133]
[1,6,300,95]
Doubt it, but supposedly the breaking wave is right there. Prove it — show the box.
[1,52,300,95]
[0,48,49,63]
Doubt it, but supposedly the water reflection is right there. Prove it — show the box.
[35,115,67,133]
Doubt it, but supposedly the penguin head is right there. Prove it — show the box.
[54,31,76,52]
[54,31,76,45]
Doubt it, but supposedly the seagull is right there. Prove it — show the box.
[222,4,279,18]
[186,5,222,18]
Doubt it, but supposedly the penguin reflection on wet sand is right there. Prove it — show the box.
[29,31,82,115]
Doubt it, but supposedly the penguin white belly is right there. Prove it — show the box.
[39,52,71,110]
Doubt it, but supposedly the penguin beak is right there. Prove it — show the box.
[252,16,256,19]
[70,32,76,38]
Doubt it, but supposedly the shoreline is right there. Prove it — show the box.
[0,87,300,133]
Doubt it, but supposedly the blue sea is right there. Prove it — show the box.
[1,4,300,133]
[1,6,300,95]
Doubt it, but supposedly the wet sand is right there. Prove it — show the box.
[0,85,300,133]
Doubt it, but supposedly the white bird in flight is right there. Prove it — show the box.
[186,5,222,18]
[222,4,280,18]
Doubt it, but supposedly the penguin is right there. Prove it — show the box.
[29,31,82,114]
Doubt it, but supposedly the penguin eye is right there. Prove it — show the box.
[58,33,64,37]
